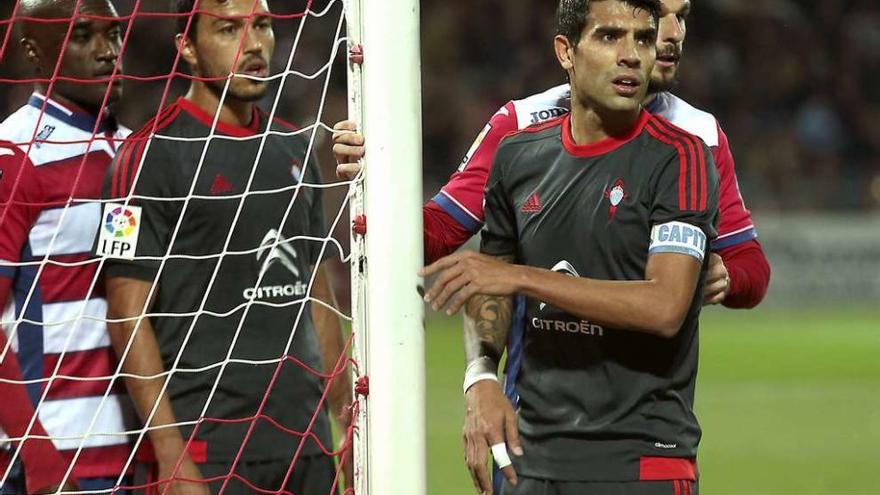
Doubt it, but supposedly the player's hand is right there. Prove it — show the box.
[332,120,364,180]
[703,253,730,305]
[421,251,522,315]
[157,454,210,495]
[463,380,522,494]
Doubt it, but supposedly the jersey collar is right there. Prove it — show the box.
[27,92,116,135]
[644,91,670,114]
[561,109,651,158]
[176,97,262,137]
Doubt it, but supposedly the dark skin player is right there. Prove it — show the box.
[0,1,123,493]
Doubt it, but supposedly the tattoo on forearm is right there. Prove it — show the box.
[463,254,516,366]
[464,294,513,365]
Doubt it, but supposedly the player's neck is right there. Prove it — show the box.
[185,83,255,129]
[34,84,100,117]
[569,105,642,146]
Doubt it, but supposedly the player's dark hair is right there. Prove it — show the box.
[172,0,200,41]
[557,0,661,46]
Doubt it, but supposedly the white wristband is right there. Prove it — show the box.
[463,356,499,394]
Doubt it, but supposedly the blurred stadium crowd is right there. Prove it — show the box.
[1,0,878,212]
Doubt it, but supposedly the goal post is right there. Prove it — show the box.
[346,0,426,494]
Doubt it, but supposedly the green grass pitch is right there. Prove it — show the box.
[424,307,880,495]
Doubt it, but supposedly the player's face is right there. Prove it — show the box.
[26,0,124,112]
[190,0,275,103]
[558,1,657,114]
[649,0,690,94]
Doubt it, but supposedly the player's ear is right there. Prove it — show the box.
[20,38,41,69]
[176,33,198,68]
[554,35,574,72]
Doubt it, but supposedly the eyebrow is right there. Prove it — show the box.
[593,26,627,37]
[679,1,692,16]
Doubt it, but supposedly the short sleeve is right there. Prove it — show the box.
[0,145,41,278]
[430,102,519,234]
[478,143,518,257]
[648,139,719,263]
[100,137,176,282]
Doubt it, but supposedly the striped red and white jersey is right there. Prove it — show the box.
[430,84,757,250]
[0,93,135,479]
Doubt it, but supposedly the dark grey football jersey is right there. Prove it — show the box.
[482,111,719,481]
[101,98,332,462]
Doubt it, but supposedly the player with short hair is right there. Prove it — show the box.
[0,1,134,493]
[423,0,717,494]
[101,1,351,494]
[333,0,769,310]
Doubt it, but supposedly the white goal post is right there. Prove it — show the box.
[346,0,426,494]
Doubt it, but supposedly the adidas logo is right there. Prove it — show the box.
[210,174,235,195]
[521,191,543,213]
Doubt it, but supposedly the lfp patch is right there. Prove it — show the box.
[97,203,142,259]
[649,221,707,262]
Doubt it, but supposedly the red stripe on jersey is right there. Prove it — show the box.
[645,120,691,210]
[651,118,700,210]
[674,480,681,495]
[639,456,697,481]
[39,254,102,302]
[653,117,708,211]
[657,117,708,211]
[42,347,122,399]
[60,442,133,478]
[114,105,180,197]
[34,152,111,206]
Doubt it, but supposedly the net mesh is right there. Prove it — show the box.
[0,1,360,494]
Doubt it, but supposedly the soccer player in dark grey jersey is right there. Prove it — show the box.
[423,1,719,494]
[97,1,351,494]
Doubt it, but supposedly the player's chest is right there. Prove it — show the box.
[512,155,654,268]
[179,145,312,243]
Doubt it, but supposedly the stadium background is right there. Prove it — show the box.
[0,0,877,494]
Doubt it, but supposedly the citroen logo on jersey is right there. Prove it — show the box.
[257,229,300,278]
[604,179,629,220]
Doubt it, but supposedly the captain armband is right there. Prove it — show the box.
[649,221,708,263]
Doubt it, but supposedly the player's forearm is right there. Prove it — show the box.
[106,277,187,464]
[310,264,352,416]
[718,240,771,309]
[107,314,188,461]
[464,294,514,368]
[516,260,698,338]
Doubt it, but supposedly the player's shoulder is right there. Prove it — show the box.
[649,92,719,147]
[499,115,564,148]
[643,113,711,151]
[0,105,36,145]
[491,116,565,177]
[508,84,571,130]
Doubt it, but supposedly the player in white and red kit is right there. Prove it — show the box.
[333,0,770,310]
[0,1,134,493]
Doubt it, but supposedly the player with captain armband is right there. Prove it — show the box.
[421,0,717,493]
